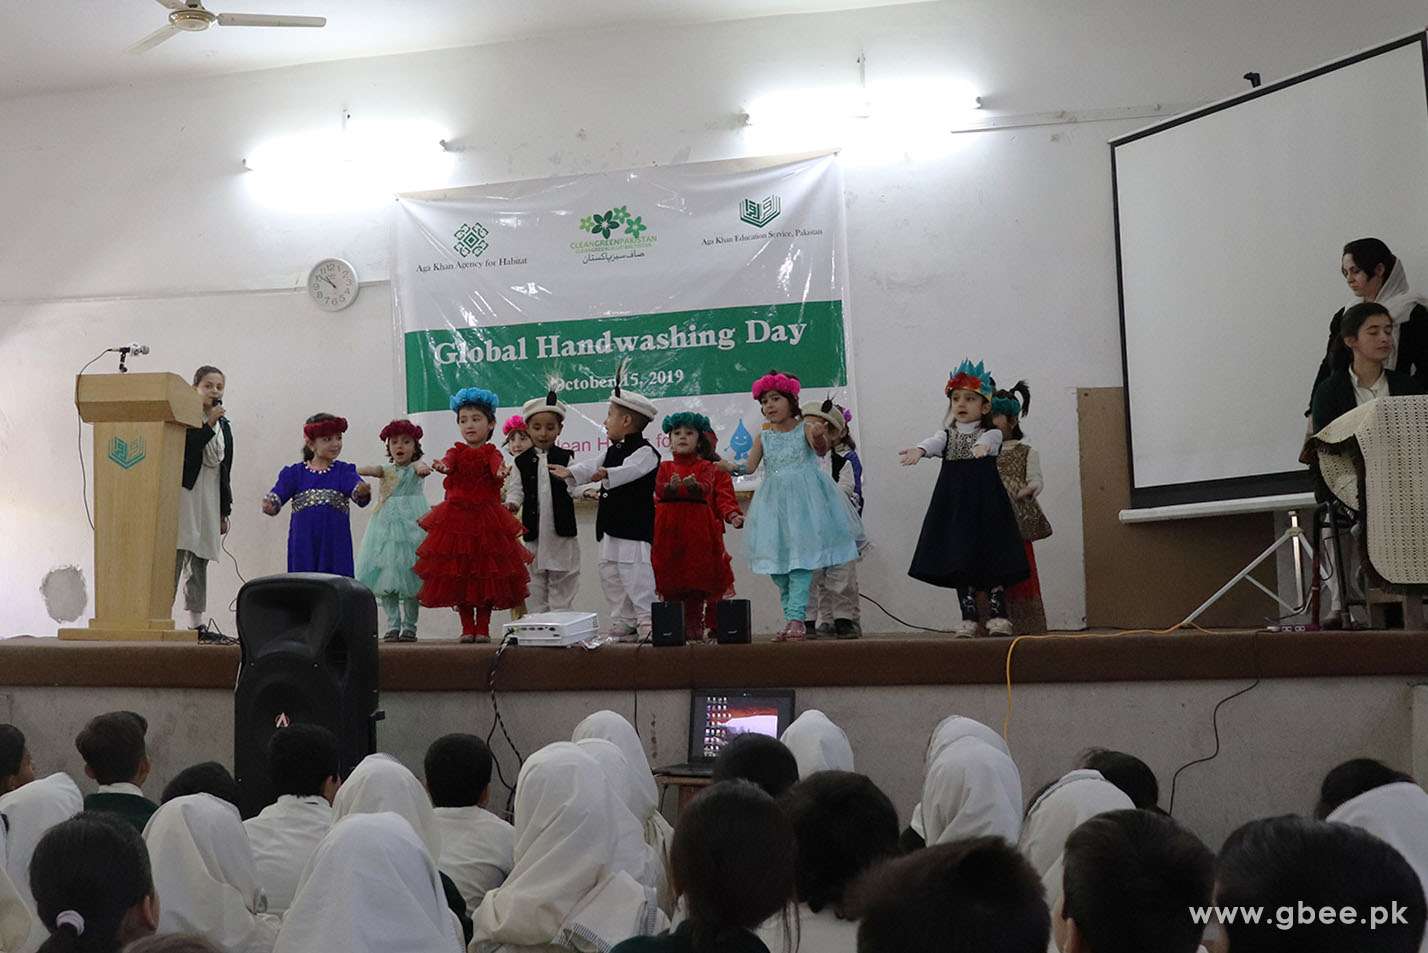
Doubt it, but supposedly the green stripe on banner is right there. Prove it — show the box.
[404,301,846,413]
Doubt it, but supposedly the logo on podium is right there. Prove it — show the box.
[106,435,146,470]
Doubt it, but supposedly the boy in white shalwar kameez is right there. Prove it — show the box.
[242,724,339,915]
[505,390,581,613]
[550,373,660,640]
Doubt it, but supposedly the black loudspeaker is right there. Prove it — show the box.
[234,573,380,819]
[715,599,752,644]
[651,601,686,647]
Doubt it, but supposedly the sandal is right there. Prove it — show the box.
[382,630,401,642]
[398,630,418,642]
[772,621,806,642]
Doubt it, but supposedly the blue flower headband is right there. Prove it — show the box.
[662,411,712,435]
[450,386,500,414]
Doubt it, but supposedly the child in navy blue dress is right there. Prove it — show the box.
[262,413,372,575]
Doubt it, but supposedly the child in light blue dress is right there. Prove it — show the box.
[738,371,862,641]
[355,420,431,641]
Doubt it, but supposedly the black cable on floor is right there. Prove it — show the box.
[858,592,961,634]
[1166,628,1262,817]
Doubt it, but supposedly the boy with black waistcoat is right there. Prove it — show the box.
[506,389,581,613]
[550,375,660,641]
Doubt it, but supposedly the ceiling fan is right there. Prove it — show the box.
[127,0,326,54]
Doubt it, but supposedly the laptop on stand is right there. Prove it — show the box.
[656,689,796,778]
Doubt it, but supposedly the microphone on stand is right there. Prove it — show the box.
[110,343,150,373]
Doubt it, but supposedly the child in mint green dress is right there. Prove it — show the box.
[356,420,432,641]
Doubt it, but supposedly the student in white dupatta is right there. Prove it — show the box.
[424,735,515,917]
[572,740,663,901]
[332,754,474,944]
[471,742,668,953]
[570,713,674,878]
[905,715,1007,849]
[242,726,340,916]
[920,737,1023,846]
[0,863,36,953]
[1018,769,1133,951]
[142,793,279,953]
[0,773,84,913]
[274,812,464,953]
[1327,780,1428,952]
[778,711,854,779]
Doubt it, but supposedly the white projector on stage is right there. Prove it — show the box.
[502,611,598,647]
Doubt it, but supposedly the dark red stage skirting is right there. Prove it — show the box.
[1,629,1426,692]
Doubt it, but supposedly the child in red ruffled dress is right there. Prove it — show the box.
[651,412,744,642]
[414,387,532,643]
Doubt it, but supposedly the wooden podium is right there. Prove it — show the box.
[59,373,205,641]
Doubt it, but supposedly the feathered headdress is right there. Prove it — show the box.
[608,358,657,420]
[303,416,348,440]
[991,381,1032,419]
[522,373,569,421]
[945,359,995,400]
[450,386,500,414]
[378,419,423,442]
[662,411,712,434]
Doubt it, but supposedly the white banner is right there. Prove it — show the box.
[392,153,852,469]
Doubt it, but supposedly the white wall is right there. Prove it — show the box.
[3,1,1425,637]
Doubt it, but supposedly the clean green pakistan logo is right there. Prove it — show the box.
[578,206,648,240]
[739,195,781,228]
[453,222,490,259]
[107,435,146,470]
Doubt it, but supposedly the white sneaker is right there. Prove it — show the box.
[986,617,1014,636]
[601,622,639,642]
[951,619,978,638]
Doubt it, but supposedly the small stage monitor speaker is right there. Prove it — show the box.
[716,599,752,644]
[651,601,685,647]
[234,573,380,819]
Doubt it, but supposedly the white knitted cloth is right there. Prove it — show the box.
[1314,395,1428,585]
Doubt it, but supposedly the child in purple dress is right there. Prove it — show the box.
[261,413,372,575]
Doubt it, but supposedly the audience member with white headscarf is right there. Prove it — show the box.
[274,812,464,953]
[570,713,674,867]
[472,742,667,953]
[779,710,854,778]
[572,739,663,901]
[142,793,279,953]
[0,863,35,953]
[1018,769,1134,951]
[332,753,473,944]
[1328,781,1428,952]
[920,737,1022,846]
[907,716,1008,845]
[0,772,84,913]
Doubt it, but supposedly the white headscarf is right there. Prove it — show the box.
[780,710,855,778]
[332,754,442,862]
[0,773,83,911]
[571,739,661,894]
[570,711,675,911]
[910,717,1007,839]
[1348,259,1428,370]
[275,812,463,953]
[570,713,659,822]
[1328,780,1428,952]
[142,793,279,953]
[1019,768,1134,950]
[921,738,1022,846]
[0,863,35,953]
[472,743,667,951]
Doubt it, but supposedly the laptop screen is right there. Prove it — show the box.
[689,689,796,762]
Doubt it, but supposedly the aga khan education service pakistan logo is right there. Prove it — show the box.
[453,222,490,259]
[739,195,781,228]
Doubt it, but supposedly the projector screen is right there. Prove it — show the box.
[1112,33,1428,509]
